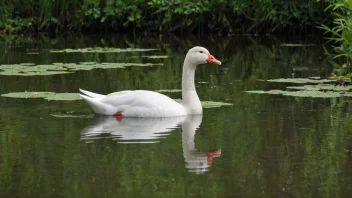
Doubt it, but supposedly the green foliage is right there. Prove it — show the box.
[321,0,352,75]
[0,0,332,34]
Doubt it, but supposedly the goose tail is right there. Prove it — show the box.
[79,89,108,115]
[79,88,105,99]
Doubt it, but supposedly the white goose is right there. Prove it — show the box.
[79,46,221,117]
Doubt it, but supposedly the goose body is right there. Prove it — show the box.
[80,46,221,117]
[80,89,187,117]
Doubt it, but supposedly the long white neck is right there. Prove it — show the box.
[181,59,202,114]
[182,115,208,173]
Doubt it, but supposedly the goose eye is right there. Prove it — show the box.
[199,51,204,53]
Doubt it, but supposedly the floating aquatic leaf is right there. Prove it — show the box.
[142,55,168,59]
[282,90,342,98]
[266,90,287,95]
[287,84,352,91]
[79,62,97,65]
[45,93,82,101]
[292,67,310,71]
[248,77,352,98]
[20,63,35,66]
[308,77,322,80]
[51,113,93,118]
[245,90,286,95]
[245,90,352,98]
[201,101,233,108]
[156,89,182,93]
[267,78,335,84]
[1,92,55,98]
[173,98,232,108]
[0,64,70,76]
[0,62,162,76]
[1,92,82,100]
[280,44,316,47]
[123,63,163,67]
[50,48,158,53]
[245,90,266,94]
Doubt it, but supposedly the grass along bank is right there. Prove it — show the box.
[0,0,331,34]
[321,0,352,78]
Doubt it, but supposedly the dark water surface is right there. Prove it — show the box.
[1,34,352,198]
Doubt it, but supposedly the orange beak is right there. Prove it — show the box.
[207,53,221,65]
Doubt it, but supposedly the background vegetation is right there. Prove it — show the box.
[0,0,332,34]
[321,0,352,76]
[1,0,352,76]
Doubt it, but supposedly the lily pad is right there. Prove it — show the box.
[20,63,35,66]
[50,47,157,53]
[173,99,232,108]
[1,92,54,98]
[27,52,40,55]
[0,62,162,76]
[142,55,168,59]
[308,77,322,80]
[245,90,286,95]
[51,113,93,118]
[287,84,352,91]
[267,78,335,84]
[0,64,70,76]
[1,92,82,100]
[247,77,352,98]
[280,44,316,47]
[156,89,182,93]
[245,90,352,98]
[45,93,82,101]
[282,90,343,98]
[200,101,233,108]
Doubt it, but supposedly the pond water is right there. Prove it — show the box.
[1,34,352,197]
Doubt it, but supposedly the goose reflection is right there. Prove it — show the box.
[81,115,185,143]
[81,115,221,173]
[182,115,221,174]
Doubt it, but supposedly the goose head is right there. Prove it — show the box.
[185,46,221,66]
